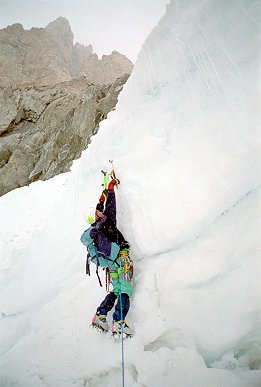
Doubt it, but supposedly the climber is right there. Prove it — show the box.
[81,176,133,337]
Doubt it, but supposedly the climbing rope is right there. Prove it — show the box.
[119,262,125,387]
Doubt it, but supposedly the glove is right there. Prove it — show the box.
[108,178,120,190]
[120,240,130,249]
[99,190,107,202]
[96,201,104,212]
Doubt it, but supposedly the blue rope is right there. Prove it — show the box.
[119,262,125,387]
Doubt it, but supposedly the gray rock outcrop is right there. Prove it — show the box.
[0,17,133,87]
[0,74,129,196]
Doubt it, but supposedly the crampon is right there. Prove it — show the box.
[111,320,133,339]
[91,314,109,333]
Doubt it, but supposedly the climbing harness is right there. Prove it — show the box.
[87,246,121,287]
[105,249,133,292]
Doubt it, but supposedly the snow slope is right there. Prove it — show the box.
[0,1,260,386]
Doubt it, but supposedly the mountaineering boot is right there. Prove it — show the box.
[91,314,109,333]
[111,320,133,338]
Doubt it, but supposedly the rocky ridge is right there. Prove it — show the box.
[0,17,133,87]
[0,74,129,196]
[0,17,133,196]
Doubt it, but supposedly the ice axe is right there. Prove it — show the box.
[109,159,118,188]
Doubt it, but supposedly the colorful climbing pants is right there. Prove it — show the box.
[96,249,133,321]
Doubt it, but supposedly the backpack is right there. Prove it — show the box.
[80,226,120,269]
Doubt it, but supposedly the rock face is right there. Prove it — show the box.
[0,75,129,196]
[0,17,133,87]
[0,17,133,196]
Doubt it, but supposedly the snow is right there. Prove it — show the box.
[1,0,260,386]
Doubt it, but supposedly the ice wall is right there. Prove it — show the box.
[82,0,260,256]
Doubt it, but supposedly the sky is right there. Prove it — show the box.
[0,0,169,61]
[0,0,260,386]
